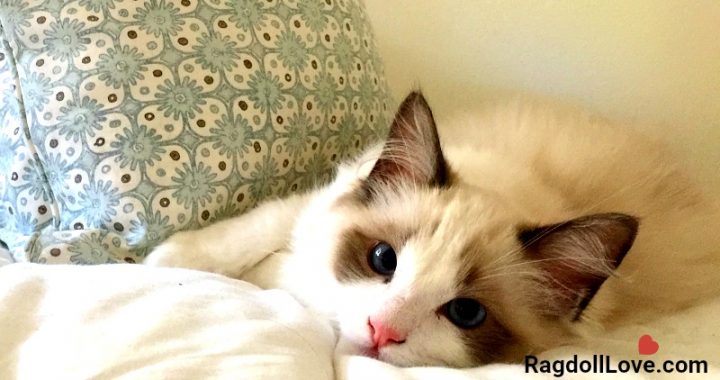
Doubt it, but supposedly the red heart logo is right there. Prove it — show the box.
[638,334,659,355]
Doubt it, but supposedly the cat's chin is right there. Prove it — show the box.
[363,347,380,359]
[335,336,380,359]
[347,346,405,365]
[336,338,420,367]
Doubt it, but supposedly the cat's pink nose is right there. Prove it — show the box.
[368,317,406,348]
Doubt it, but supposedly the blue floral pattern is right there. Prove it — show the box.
[0,0,392,264]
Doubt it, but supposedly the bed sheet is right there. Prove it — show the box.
[1,263,717,379]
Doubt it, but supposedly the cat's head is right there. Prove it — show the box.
[289,92,638,367]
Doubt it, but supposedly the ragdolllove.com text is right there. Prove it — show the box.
[525,354,708,377]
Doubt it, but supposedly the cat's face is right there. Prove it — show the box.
[289,92,638,367]
[326,186,532,366]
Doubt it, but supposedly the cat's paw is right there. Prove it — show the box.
[144,229,255,277]
[143,232,204,270]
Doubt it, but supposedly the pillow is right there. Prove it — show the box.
[0,0,393,264]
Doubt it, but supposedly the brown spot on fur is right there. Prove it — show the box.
[454,264,523,363]
[459,309,519,363]
[333,229,376,282]
[449,231,537,364]
[330,194,417,283]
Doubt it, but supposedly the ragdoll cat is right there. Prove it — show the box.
[146,92,720,367]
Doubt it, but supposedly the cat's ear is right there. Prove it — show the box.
[518,213,639,320]
[365,91,450,189]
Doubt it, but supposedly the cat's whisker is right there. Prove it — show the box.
[484,256,614,277]
[476,270,540,282]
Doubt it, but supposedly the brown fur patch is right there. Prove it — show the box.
[331,212,416,283]
[460,309,519,363]
[331,185,421,283]
[454,241,523,363]
[333,228,376,282]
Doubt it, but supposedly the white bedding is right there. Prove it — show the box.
[0,264,334,380]
[1,263,717,379]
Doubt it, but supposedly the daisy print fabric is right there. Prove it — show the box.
[0,0,392,264]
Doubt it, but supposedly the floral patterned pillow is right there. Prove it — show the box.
[0,0,392,264]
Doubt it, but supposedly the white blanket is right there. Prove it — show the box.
[1,264,717,379]
[0,264,334,380]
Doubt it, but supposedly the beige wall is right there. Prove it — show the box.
[364,0,720,190]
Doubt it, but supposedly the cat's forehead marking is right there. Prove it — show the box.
[393,195,501,299]
[415,196,523,363]
[332,185,500,285]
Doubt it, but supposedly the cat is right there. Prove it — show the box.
[145,91,720,368]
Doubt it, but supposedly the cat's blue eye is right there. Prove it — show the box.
[368,242,396,276]
[444,298,487,329]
